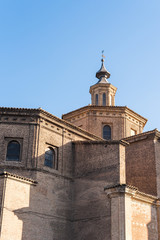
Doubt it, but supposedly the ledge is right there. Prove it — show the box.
[123,128,160,143]
[104,184,159,204]
[0,171,38,185]
[73,139,129,146]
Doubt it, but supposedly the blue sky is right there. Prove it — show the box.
[0,0,160,132]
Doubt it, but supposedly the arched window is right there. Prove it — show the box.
[44,147,55,168]
[6,141,20,161]
[103,125,111,140]
[103,93,106,106]
[95,94,98,106]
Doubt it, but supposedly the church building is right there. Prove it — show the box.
[0,56,159,240]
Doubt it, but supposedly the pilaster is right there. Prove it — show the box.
[105,184,160,240]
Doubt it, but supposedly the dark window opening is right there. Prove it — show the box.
[103,125,111,140]
[44,148,55,168]
[103,93,106,106]
[95,94,98,106]
[6,141,20,161]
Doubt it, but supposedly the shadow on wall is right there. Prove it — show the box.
[147,201,159,240]
[131,198,159,240]
[1,140,160,240]
[6,141,119,240]
[13,174,73,240]
[0,142,73,240]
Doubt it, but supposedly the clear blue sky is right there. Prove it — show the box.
[0,0,160,132]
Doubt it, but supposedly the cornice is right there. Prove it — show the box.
[0,171,38,185]
[123,128,160,143]
[124,107,147,124]
[73,139,129,147]
[104,184,159,205]
[62,105,147,125]
[0,107,40,115]
[89,82,117,92]
[38,110,102,141]
[0,107,102,141]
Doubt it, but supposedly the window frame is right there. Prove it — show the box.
[44,147,55,168]
[103,125,111,140]
[44,143,58,170]
[5,139,22,162]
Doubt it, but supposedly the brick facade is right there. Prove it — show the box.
[0,106,160,240]
[0,59,159,239]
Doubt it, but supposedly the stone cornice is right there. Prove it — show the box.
[104,184,159,205]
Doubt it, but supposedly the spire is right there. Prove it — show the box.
[96,51,110,83]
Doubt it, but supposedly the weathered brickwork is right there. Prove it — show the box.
[124,131,157,196]
[131,199,158,240]
[73,141,126,181]
[71,141,127,240]
[154,135,160,198]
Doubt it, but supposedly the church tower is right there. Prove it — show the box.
[62,55,147,140]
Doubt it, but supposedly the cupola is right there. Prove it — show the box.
[89,54,117,106]
[96,57,110,82]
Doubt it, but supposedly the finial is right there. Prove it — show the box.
[102,50,105,62]
[95,50,110,81]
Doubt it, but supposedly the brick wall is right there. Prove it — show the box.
[125,134,157,196]
[72,141,126,240]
